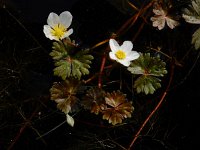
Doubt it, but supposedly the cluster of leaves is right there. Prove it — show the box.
[182,0,200,50]
[50,51,169,125]
[49,36,95,126]
[50,81,134,126]
[128,53,167,95]
[47,1,182,127]
[47,19,137,126]
[49,44,169,125]
[82,88,134,125]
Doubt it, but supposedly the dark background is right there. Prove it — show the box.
[0,0,200,149]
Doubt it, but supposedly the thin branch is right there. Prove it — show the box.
[128,59,175,149]
[4,8,47,53]
[98,53,107,88]
[36,120,67,140]
[8,107,40,150]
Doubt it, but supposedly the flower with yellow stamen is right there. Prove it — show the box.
[43,11,73,41]
[109,39,140,67]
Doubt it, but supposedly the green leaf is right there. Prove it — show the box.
[134,76,161,95]
[54,59,71,80]
[192,27,200,50]
[128,53,167,77]
[50,41,69,60]
[127,53,167,95]
[50,41,94,80]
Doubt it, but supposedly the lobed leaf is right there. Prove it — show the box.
[50,41,94,79]
[81,87,105,115]
[128,53,167,77]
[182,0,200,24]
[102,91,134,125]
[134,76,161,95]
[192,27,200,50]
[128,53,167,94]
[50,79,81,114]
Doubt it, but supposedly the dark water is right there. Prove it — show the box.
[0,0,200,149]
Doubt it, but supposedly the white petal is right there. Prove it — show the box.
[120,41,133,52]
[126,51,140,61]
[166,18,179,29]
[109,51,117,60]
[62,28,73,39]
[60,11,72,28]
[118,59,130,67]
[43,25,59,41]
[47,12,59,27]
[66,114,74,127]
[109,39,119,52]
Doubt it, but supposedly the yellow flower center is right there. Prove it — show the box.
[51,24,66,39]
[115,50,126,60]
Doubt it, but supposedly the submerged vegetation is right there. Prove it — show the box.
[0,0,200,149]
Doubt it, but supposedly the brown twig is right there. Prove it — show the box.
[83,73,98,84]
[4,8,47,53]
[98,52,107,88]
[128,59,175,150]
[8,107,40,150]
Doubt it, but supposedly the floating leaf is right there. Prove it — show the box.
[50,38,74,60]
[192,27,200,50]
[50,40,94,80]
[182,0,200,24]
[151,4,179,30]
[128,53,167,76]
[66,114,75,127]
[128,53,167,94]
[182,0,200,50]
[81,87,105,115]
[134,76,161,95]
[50,79,81,114]
[102,91,134,125]
[53,59,71,80]
[50,41,68,60]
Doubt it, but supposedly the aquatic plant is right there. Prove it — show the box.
[1,0,200,149]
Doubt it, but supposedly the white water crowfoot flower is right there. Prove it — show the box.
[150,6,179,30]
[43,11,73,41]
[109,39,140,67]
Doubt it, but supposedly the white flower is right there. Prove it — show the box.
[43,11,73,41]
[109,39,140,67]
[150,7,179,30]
